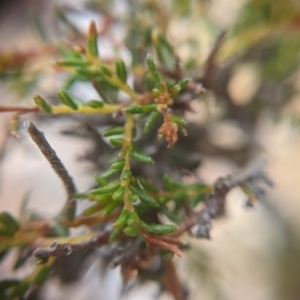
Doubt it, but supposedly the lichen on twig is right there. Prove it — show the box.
[191,162,273,239]
[28,122,76,220]
[33,231,110,259]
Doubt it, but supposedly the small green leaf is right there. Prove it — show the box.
[103,201,120,216]
[169,84,181,97]
[97,168,119,181]
[34,95,52,113]
[57,90,78,110]
[130,185,159,207]
[163,174,184,190]
[83,202,108,216]
[95,194,112,202]
[0,212,19,235]
[112,186,125,201]
[109,227,123,242]
[113,209,130,228]
[0,212,19,230]
[122,170,132,180]
[138,178,158,192]
[96,177,108,187]
[146,54,161,87]
[87,21,99,57]
[178,78,190,90]
[152,30,176,70]
[127,211,139,226]
[144,111,161,133]
[173,190,187,200]
[116,59,127,83]
[145,72,155,91]
[128,193,139,203]
[118,145,130,159]
[131,150,154,164]
[158,195,175,205]
[140,221,177,235]
[71,48,83,60]
[102,126,124,137]
[74,193,90,199]
[99,66,112,77]
[76,68,99,76]
[91,180,121,195]
[159,81,168,93]
[123,104,157,114]
[109,138,124,147]
[124,226,140,236]
[152,88,161,97]
[111,159,125,170]
[170,115,187,125]
[86,100,104,108]
[56,59,90,67]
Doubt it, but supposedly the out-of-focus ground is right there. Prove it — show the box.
[1,1,300,300]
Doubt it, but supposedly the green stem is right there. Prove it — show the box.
[110,75,137,99]
[51,103,119,114]
[121,114,135,212]
[84,56,138,99]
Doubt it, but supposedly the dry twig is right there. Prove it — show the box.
[33,231,110,259]
[28,122,76,220]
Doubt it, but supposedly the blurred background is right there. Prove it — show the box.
[1,0,300,299]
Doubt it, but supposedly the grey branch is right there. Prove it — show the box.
[28,122,76,218]
[33,231,110,259]
[192,162,273,239]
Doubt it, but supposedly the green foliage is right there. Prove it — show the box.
[0,0,285,298]
[140,221,177,235]
[146,54,162,87]
[34,95,52,113]
[57,90,78,110]
[0,212,19,236]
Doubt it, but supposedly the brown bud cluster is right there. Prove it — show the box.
[158,114,178,148]
[154,92,174,106]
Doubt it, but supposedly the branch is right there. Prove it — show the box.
[33,231,110,259]
[195,162,272,239]
[0,105,39,114]
[200,30,226,88]
[162,259,185,300]
[174,162,272,239]
[27,122,76,220]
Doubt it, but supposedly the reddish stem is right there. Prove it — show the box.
[0,106,40,114]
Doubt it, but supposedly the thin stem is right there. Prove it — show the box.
[52,104,120,114]
[0,236,36,251]
[0,105,39,113]
[64,210,120,227]
[33,231,110,258]
[162,259,185,300]
[62,57,137,100]
[122,114,135,212]
[0,104,120,115]
[109,75,137,99]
